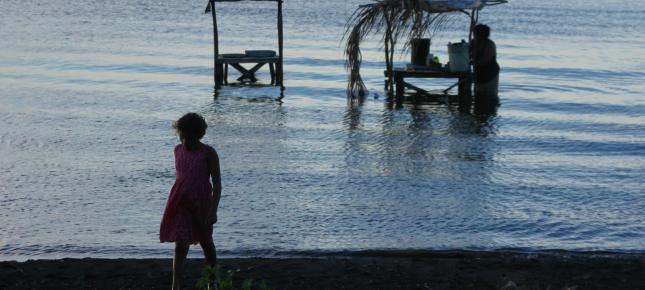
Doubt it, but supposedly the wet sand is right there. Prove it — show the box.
[1,251,643,290]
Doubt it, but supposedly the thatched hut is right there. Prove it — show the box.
[344,0,507,98]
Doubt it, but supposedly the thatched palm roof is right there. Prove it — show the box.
[344,0,507,98]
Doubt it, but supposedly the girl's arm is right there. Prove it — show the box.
[207,146,222,224]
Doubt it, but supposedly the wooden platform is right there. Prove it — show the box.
[216,56,281,87]
[385,68,472,99]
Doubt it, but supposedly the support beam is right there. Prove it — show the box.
[210,0,221,88]
[277,0,284,90]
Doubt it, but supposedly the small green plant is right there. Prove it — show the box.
[219,269,234,290]
[196,265,274,290]
[195,265,218,290]
[241,278,253,290]
[258,280,273,290]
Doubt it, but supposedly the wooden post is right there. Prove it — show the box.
[466,9,478,98]
[384,10,394,98]
[395,72,404,100]
[458,75,472,96]
[277,0,284,91]
[211,0,222,88]
[269,63,275,85]
[468,9,475,42]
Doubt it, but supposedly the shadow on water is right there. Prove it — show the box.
[204,88,287,128]
[344,100,363,130]
[472,93,500,120]
[338,94,501,248]
[213,84,285,102]
[355,91,500,135]
[342,91,501,176]
[452,94,501,137]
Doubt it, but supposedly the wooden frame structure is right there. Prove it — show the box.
[205,0,285,91]
[386,7,484,101]
[344,0,508,100]
[394,1,507,100]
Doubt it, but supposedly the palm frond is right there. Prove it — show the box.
[343,0,457,99]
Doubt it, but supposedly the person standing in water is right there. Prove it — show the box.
[472,23,500,100]
[160,112,222,290]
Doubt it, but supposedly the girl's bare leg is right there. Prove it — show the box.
[200,240,217,266]
[172,241,190,290]
[200,240,218,289]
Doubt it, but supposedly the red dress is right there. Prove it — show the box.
[160,143,213,244]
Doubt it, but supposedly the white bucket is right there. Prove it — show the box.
[448,42,470,72]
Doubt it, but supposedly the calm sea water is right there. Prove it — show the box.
[1,0,644,260]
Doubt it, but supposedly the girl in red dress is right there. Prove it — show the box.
[160,112,221,290]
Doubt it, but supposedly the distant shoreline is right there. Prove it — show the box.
[2,250,643,289]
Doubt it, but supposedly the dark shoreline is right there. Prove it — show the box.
[2,250,644,290]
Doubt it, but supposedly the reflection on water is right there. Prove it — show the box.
[342,93,500,182]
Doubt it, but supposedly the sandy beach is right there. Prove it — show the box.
[1,251,643,290]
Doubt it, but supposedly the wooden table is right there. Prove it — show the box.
[385,68,472,99]
[215,56,281,88]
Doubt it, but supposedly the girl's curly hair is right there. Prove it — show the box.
[173,112,207,151]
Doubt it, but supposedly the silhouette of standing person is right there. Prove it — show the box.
[160,113,221,290]
[472,24,500,101]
